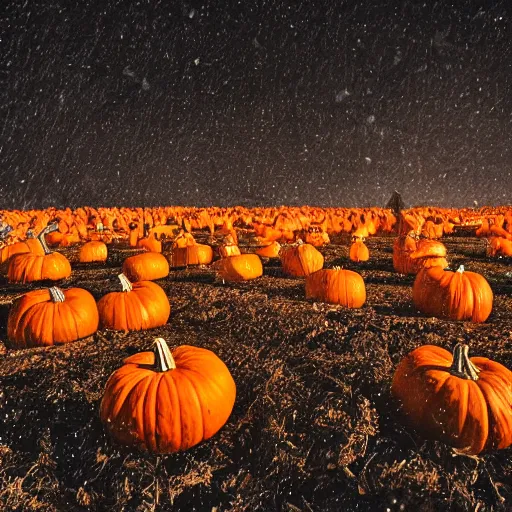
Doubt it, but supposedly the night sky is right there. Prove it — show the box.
[3,0,512,209]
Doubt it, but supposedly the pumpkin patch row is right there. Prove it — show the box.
[2,205,512,251]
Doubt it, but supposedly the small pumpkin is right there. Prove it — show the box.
[349,236,369,262]
[8,224,72,283]
[169,231,213,267]
[79,241,108,263]
[280,241,324,277]
[7,286,99,348]
[97,274,170,332]
[100,337,236,453]
[392,343,512,454]
[413,265,493,323]
[218,234,241,258]
[255,240,281,258]
[122,252,170,282]
[214,254,263,282]
[305,266,366,308]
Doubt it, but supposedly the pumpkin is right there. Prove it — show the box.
[392,344,512,454]
[214,254,263,282]
[7,286,99,348]
[122,252,169,282]
[169,231,213,267]
[218,234,241,258]
[0,233,44,272]
[303,227,330,247]
[255,240,281,258]
[413,265,493,323]
[349,236,369,262]
[280,241,324,277]
[79,241,108,263]
[393,233,447,275]
[487,236,512,257]
[100,337,236,453]
[97,274,170,332]
[305,266,366,308]
[8,224,72,283]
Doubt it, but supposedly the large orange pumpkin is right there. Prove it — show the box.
[413,265,493,323]
[122,252,169,282]
[280,241,324,277]
[97,274,170,332]
[392,344,512,454]
[7,224,72,283]
[100,337,236,453]
[305,266,366,308]
[7,286,99,348]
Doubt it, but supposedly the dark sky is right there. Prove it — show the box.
[2,0,512,209]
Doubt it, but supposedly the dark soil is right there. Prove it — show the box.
[1,234,512,512]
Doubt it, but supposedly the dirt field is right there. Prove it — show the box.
[1,233,511,511]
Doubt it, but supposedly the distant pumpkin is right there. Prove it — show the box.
[79,241,108,263]
[349,236,369,262]
[280,241,324,277]
[122,252,170,282]
[214,254,263,282]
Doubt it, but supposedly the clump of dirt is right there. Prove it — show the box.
[0,235,511,511]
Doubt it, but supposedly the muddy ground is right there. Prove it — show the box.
[0,233,511,512]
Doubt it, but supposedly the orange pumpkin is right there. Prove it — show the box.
[392,344,512,454]
[0,235,44,271]
[218,234,241,258]
[100,337,236,453]
[349,236,369,262]
[393,233,447,274]
[137,234,162,253]
[413,265,493,323]
[79,241,108,263]
[280,241,324,277]
[97,274,170,332]
[169,231,213,267]
[214,254,263,282]
[7,286,99,348]
[255,241,281,258]
[305,267,366,308]
[8,224,72,283]
[122,252,169,282]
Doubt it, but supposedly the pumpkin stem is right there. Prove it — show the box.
[118,273,133,292]
[457,265,465,274]
[153,338,176,372]
[49,287,65,302]
[39,223,58,255]
[449,344,480,381]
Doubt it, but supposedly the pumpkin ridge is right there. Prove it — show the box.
[124,374,154,449]
[179,370,207,441]
[142,373,164,453]
[477,373,512,450]
[159,373,182,451]
[173,370,203,449]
